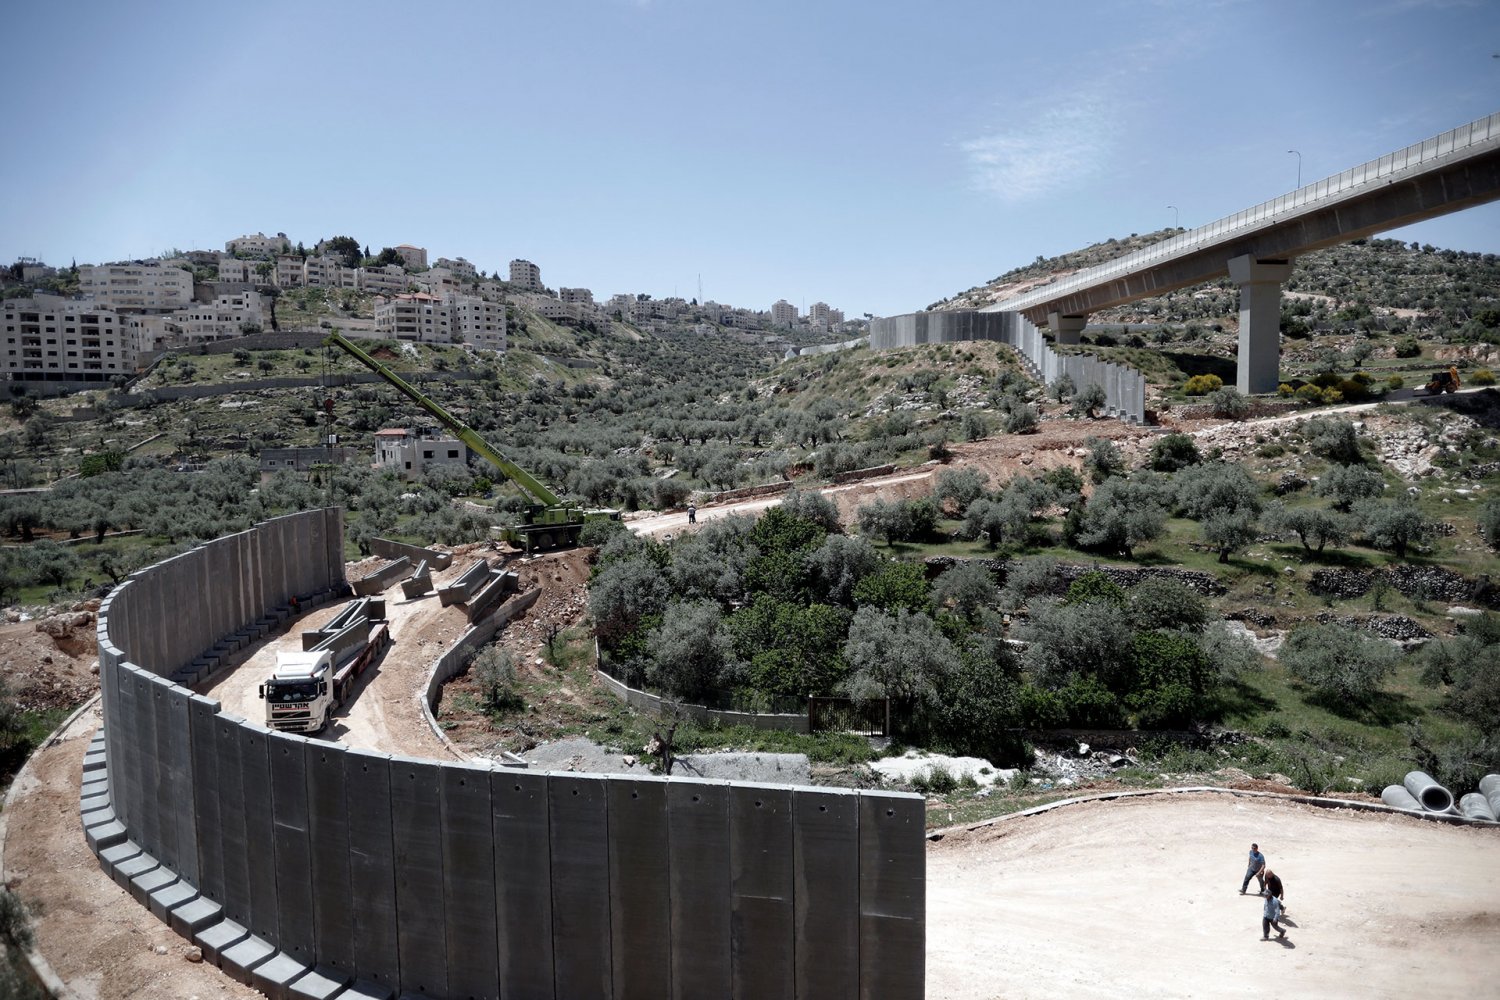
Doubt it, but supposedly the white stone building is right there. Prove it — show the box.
[435,257,477,279]
[302,256,357,289]
[559,287,593,305]
[413,267,461,297]
[394,244,428,270]
[771,299,798,327]
[274,256,305,289]
[358,265,409,295]
[225,233,290,257]
[449,295,507,353]
[375,293,451,343]
[373,427,469,480]
[170,291,266,344]
[508,259,542,291]
[2,295,132,383]
[78,261,194,312]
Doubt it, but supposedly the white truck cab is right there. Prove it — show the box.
[260,649,334,733]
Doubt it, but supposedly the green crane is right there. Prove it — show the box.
[326,330,617,551]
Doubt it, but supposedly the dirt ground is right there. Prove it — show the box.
[0,608,101,713]
[926,793,1500,1000]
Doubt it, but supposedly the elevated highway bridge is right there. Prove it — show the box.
[982,111,1500,393]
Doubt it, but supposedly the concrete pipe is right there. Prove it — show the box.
[1481,774,1500,816]
[1403,771,1455,812]
[1458,793,1497,823]
[1381,785,1421,810]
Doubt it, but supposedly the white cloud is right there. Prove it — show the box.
[961,93,1122,204]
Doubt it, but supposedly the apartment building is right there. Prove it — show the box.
[78,261,193,312]
[559,287,593,305]
[274,256,305,289]
[449,295,507,353]
[374,427,469,480]
[771,299,798,327]
[375,293,451,343]
[216,255,256,283]
[435,257,477,279]
[358,265,409,295]
[508,259,542,291]
[2,295,131,383]
[394,244,428,269]
[171,291,265,344]
[126,313,177,355]
[413,267,461,297]
[225,233,290,257]
[302,255,358,289]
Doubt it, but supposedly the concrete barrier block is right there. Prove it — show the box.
[253,950,315,1000]
[129,865,177,906]
[389,755,447,998]
[97,839,142,878]
[331,981,393,1000]
[147,675,176,864]
[170,895,224,938]
[214,713,252,927]
[85,818,127,854]
[148,879,199,922]
[289,964,351,1000]
[111,848,159,891]
[345,748,399,997]
[269,731,315,966]
[730,783,795,997]
[196,917,251,965]
[548,772,612,999]
[439,762,497,999]
[189,695,226,908]
[166,686,199,883]
[794,787,860,1000]
[858,792,926,1000]
[667,778,731,999]
[221,932,278,984]
[491,768,553,998]
[306,741,355,972]
[608,775,671,998]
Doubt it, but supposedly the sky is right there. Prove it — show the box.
[3,0,1498,319]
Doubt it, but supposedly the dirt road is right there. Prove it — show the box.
[199,556,480,758]
[927,792,1500,1000]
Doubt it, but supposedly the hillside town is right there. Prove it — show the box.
[2,233,860,393]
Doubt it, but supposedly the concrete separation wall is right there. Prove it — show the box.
[351,556,410,596]
[87,509,924,998]
[869,310,1146,423]
[595,667,810,734]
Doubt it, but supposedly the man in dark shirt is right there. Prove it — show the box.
[1264,868,1286,914]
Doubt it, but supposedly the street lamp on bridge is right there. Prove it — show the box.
[1167,205,1179,230]
[1287,149,1302,189]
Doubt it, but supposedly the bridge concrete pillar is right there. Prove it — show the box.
[1229,255,1293,395]
[1047,312,1087,345]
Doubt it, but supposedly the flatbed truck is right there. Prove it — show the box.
[259,622,391,733]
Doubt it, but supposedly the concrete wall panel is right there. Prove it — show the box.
[269,731,315,966]
[439,763,497,1000]
[240,723,281,948]
[131,667,161,855]
[215,713,252,927]
[490,769,554,999]
[389,756,447,998]
[667,778,731,1000]
[112,661,139,833]
[858,793,926,1000]
[794,787,860,1000]
[189,695,225,904]
[147,675,177,865]
[608,775,671,998]
[730,784,795,998]
[304,741,355,973]
[547,773,611,999]
[344,749,399,996]
[165,687,199,883]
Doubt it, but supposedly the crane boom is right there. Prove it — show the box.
[325,331,563,507]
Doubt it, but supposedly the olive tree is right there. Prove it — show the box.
[1280,623,1400,703]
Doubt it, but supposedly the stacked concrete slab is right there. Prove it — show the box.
[869,309,1146,423]
[87,507,926,999]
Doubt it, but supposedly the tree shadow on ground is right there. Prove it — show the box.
[1211,679,1278,720]
[1304,687,1420,727]
[1163,351,1237,383]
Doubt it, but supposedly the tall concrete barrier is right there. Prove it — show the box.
[87,507,926,998]
[869,309,1146,423]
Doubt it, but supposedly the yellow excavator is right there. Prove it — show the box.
[1424,366,1461,395]
[326,331,619,551]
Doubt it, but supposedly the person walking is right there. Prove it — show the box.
[1262,890,1286,940]
[687,503,697,524]
[1263,868,1286,915]
[1240,843,1266,895]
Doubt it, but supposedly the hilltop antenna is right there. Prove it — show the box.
[698,273,702,306]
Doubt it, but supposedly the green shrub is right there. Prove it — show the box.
[1393,336,1422,358]
[1277,383,1295,397]
[1386,374,1404,391]
[1472,368,1497,386]
[1184,374,1223,396]
[1280,623,1400,703]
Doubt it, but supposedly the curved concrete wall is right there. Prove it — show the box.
[869,309,1145,423]
[84,508,925,1000]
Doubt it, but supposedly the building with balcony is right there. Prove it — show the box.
[225,233,290,258]
[435,257,477,279]
[358,265,409,295]
[2,295,131,383]
[274,256,305,289]
[171,291,266,344]
[78,261,194,312]
[449,295,507,353]
[559,287,593,305]
[509,259,542,291]
[375,293,451,343]
[771,299,798,327]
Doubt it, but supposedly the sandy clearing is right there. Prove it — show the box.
[927,793,1500,1000]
